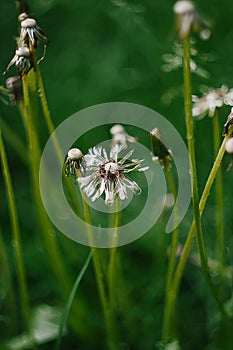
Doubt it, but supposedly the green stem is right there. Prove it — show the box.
[171,136,229,329]
[0,131,30,331]
[0,227,18,333]
[54,251,92,350]
[162,168,179,340]
[212,110,224,264]
[21,76,74,305]
[82,197,118,350]
[182,35,225,316]
[0,117,28,165]
[108,200,120,310]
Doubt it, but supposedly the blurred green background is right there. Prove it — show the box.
[0,0,233,349]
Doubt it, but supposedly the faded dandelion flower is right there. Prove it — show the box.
[3,46,32,76]
[110,124,137,147]
[78,145,148,206]
[173,1,198,38]
[65,148,86,178]
[192,86,233,119]
[19,13,49,48]
[173,1,210,39]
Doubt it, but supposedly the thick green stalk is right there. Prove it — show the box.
[212,110,224,264]
[82,196,118,350]
[182,35,225,316]
[170,136,229,328]
[0,131,30,331]
[21,76,74,304]
[162,168,179,339]
[0,118,28,165]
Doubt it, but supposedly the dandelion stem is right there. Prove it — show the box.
[0,131,30,332]
[183,34,226,310]
[81,195,118,350]
[21,75,75,307]
[108,200,120,310]
[212,110,224,264]
[162,168,179,340]
[170,136,229,332]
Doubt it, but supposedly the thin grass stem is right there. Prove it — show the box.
[170,136,230,333]
[54,251,92,350]
[212,110,224,264]
[0,131,30,332]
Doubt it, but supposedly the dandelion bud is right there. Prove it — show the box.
[225,138,233,154]
[150,128,172,169]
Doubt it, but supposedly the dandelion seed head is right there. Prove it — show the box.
[78,145,147,206]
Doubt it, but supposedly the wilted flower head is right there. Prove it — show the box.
[65,148,86,178]
[78,145,148,206]
[6,76,22,105]
[192,86,233,119]
[150,128,172,169]
[173,1,210,39]
[3,46,32,76]
[19,13,49,47]
[110,124,137,148]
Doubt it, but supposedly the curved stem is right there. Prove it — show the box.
[55,252,92,350]
[171,137,229,326]
[212,110,224,264]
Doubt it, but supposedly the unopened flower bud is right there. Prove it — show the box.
[150,128,172,169]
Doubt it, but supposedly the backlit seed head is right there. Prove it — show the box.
[110,124,125,135]
[65,148,86,177]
